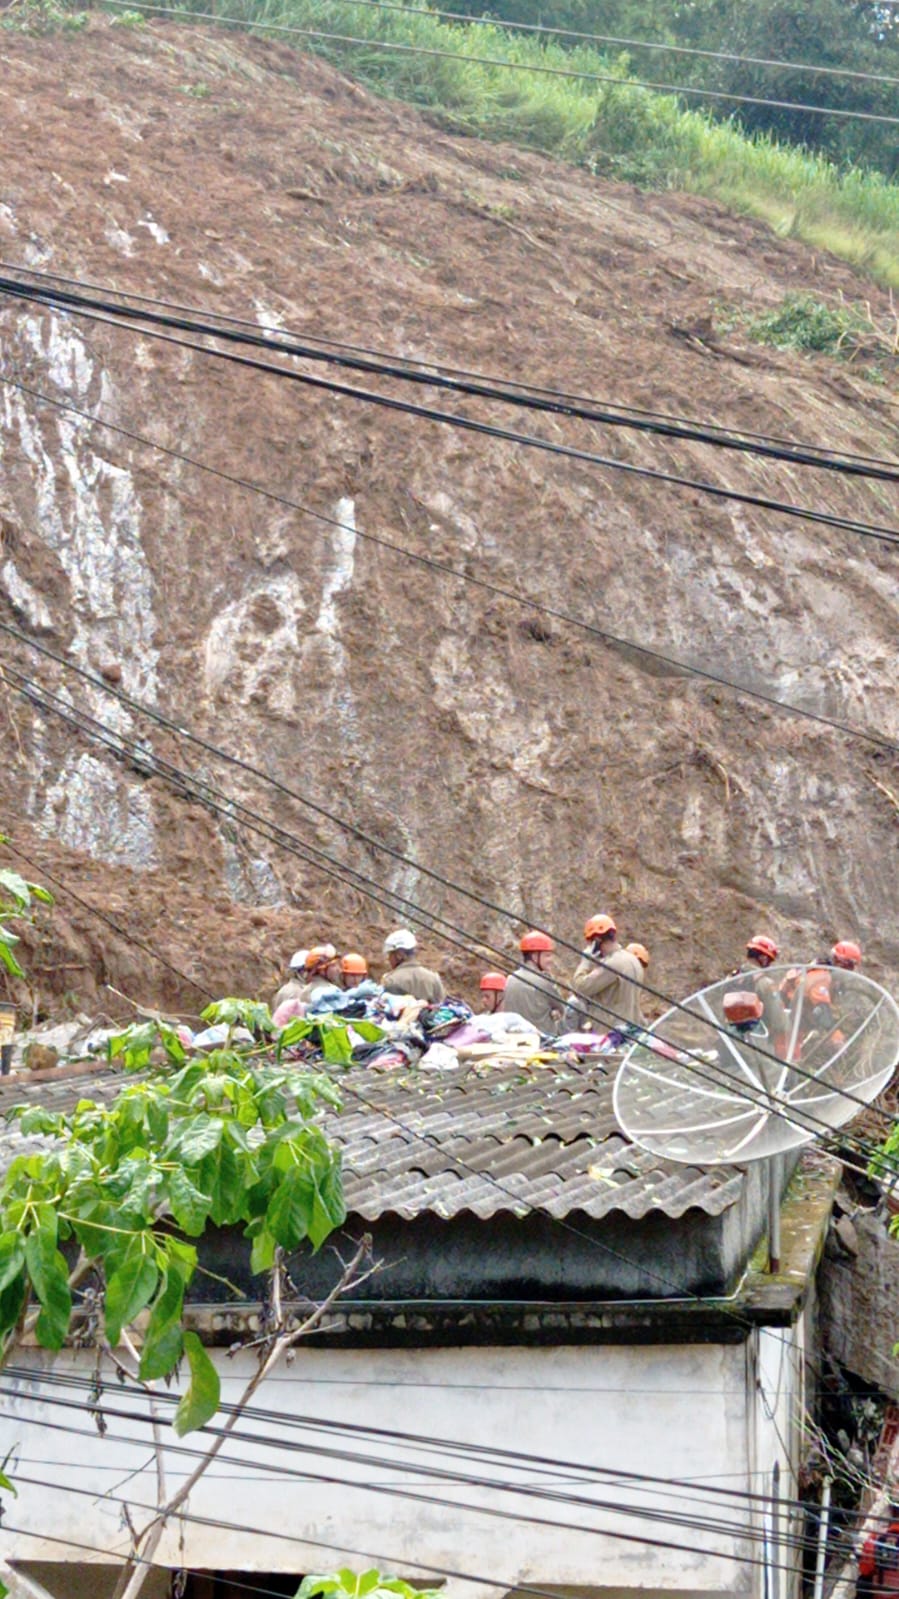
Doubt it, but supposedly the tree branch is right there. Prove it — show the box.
[112,1236,373,1599]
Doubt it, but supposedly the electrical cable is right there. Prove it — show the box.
[3,630,897,1144]
[6,374,897,756]
[3,659,894,1340]
[0,1401,834,1576]
[0,1520,317,1599]
[1,835,212,1002]
[92,0,899,125]
[5,655,897,1223]
[1,1365,845,1527]
[5,656,896,1216]
[0,1472,805,1586]
[5,279,899,548]
[9,264,899,475]
[0,1404,793,1553]
[170,0,899,89]
[5,266,899,486]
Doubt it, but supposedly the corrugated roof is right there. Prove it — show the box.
[331,1062,743,1221]
[0,1058,743,1223]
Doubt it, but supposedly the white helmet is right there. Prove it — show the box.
[289,949,309,972]
[384,928,417,955]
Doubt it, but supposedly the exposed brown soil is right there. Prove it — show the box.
[0,19,896,1022]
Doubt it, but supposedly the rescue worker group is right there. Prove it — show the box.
[271,918,864,1044]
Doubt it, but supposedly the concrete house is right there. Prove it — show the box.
[0,1057,837,1599]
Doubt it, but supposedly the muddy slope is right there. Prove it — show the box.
[0,20,896,1015]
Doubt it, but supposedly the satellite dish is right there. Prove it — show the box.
[613,966,899,1166]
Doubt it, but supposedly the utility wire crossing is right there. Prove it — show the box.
[97,0,899,125]
[4,278,899,553]
[10,263,899,475]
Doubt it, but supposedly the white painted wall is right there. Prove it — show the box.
[1,1333,804,1599]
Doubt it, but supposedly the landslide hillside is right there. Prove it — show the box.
[0,17,896,1019]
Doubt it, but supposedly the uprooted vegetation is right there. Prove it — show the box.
[717,291,899,379]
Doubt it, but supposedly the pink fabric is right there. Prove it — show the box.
[273,998,307,1030]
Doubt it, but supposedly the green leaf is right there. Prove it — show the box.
[249,1228,276,1275]
[0,1468,16,1495]
[166,1168,212,1235]
[277,1017,314,1052]
[105,1249,159,1346]
[201,997,272,1033]
[266,1166,314,1251]
[319,1022,354,1066]
[349,1020,385,1044]
[0,936,24,978]
[138,1270,185,1381]
[170,1115,223,1164]
[0,869,33,910]
[172,1330,220,1436]
[24,1210,72,1351]
[147,1095,169,1146]
[0,1270,26,1343]
[0,1232,25,1292]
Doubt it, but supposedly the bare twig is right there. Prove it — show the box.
[112,1236,373,1599]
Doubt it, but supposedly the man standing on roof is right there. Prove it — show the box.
[381,929,445,1003]
[572,915,643,1033]
[478,972,507,1015]
[801,939,863,1036]
[299,944,343,1003]
[273,949,308,1011]
[501,931,564,1035]
[739,934,788,1051]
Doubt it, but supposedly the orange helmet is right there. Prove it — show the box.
[585,914,617,942]
[480,971,507,992]
[341,952,368,977]
[305,943,337,973]
[520,930,554,954]
[746,934,778,964]
[627,942,650,968]
[831,940,862,969]
[724,991,764,1025]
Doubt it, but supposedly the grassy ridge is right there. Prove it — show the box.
[122,0,899,286]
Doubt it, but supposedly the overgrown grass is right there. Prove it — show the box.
[87,0,898,287]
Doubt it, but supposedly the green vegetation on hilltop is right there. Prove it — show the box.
[98,0,899,287]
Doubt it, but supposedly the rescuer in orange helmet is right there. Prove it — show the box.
[501,931,563,1035]
[798,938,863,1047]
[479,971,507,1015]
[571,914,643,1033]
[340,952,369,989]
[738,933,787,1050]
[299,944,343,1003]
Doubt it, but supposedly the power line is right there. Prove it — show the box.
[6,265,899,486]
[94,0,899,125]
[5,658,895,1199]
[4,626,898,1144]
[0,1387,836,1564]
[5,279,896,547]
[0,1426,812,1573]
[5,375,896,754]
[6,1366,819,1520]
[9,263,898,475]
[3,835,212,1002]
[196,0,899,89]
